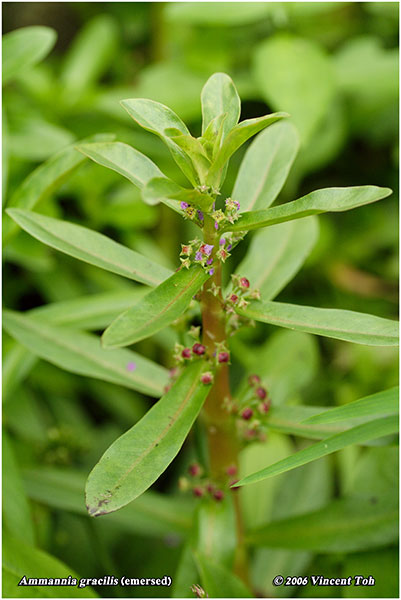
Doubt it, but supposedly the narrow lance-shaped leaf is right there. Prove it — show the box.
[102,266,209,348]
[2,26,57,84]
[234,217,318,300]
[224,185,393,232]
[246,497,398,553]
[194,496,237,568]
[234,415,398,488]
[3,310,168,397]
[304,387,399,425]
[3,133,114,246]
[121,98,199,185]
[208,111,289,178]
[201,72,241,140]
[232,121,300,212]
[6,209,172,287]
[236,300,399,346]
[86,361,210,516]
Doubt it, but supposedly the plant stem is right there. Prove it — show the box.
[200,214,249,584]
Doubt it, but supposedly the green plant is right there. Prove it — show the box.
[4,69,399,598]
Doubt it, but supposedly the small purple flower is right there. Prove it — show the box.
[212,202,216,210]
[234,200,240,210]
[195,251,203,261]
[219,238,226,246]
[214,222,219,230]
[207,257,213,265]
[227,244,232,251]
[197,210,204,221]
[126,361,136,372]
[203,244,214,256]
[180,201,190,210]
[208,268,214,276]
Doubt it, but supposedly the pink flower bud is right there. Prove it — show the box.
[255,386,267,399]
[230,294,238,303]
[248,374,261,386]
[240,277,250,289]
[241,407,253,420]
[188,463,201,477]
[218,351,230,363]
[200,371,214,385]
[259,399,271,414]
[213,490,224,501]
[193,486,204,498]
[226,465,237,476]
[182,348,191,359]
[192,343,206,356]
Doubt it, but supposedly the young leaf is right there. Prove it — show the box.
[3,26,57,84]
[234,217,318,300]
[304,387,399,425]
[195,553,253,598]
[3,534,97,598]
[224,185,393,232]
[121,98,199,185]
[3,133,114,246]
[234,415,398,488]
[6,209,171,287]
[246,497,398,552]
[3,310,168,397]
[208,111,288,177]
[232,121,300,212]
[236,300,399,346]
[23,468,193,537]
[168,133,211,184]
[85,361,210,515]
[201,72,241,140]
[102,266,209,348]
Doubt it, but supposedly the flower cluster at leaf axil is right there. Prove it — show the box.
[179,461,239,501]
[223,374,272,442]
[180,194,242,231]
[179,235,239,274]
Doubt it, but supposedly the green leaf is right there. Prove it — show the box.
[208,112,288,179]
[2,434,34,545]
[3,133,114,247]
[60,15,118,101]
[102,266,209,348]
[3,534,97,598]
[246,497,398,552]
[193,496,236,568]
[235,416,398,488]
[23,468,193,537]
[76,141,165,191]
[253,34,335,143]
[236,300,398,346]
[342,549,398,598]
[142,177,213,211]
[121,98,199,185]
[201,73,240,140]
[3,341,37,403]
[232,121,300,212]
[172,544,199,598]
[30,290,147,330]
[195,554,253,598]
[3,310,168,397]
[166,2,273,26]
[6,209,171,287]
[304,387,399,425]
[168,133,211,184]
[234,217,318,300]
[224,185,393,232]
[85,361,209,515]
[2,26,56,84]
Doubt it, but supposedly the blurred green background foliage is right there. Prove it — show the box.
[2,2,399,598]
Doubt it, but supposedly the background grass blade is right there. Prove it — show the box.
[3,26,57,84]
[246,497,398,552]
[304,387,399,425]
[102,266,209,348]
[6,209,172,287]
[225,185,393,232]
[85,361,209,515]
[236,300,399,346]
[3,310,168,397]
[235,415,398,488]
